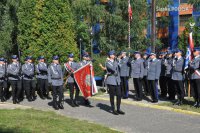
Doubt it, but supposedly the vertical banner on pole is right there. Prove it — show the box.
[169,0,179,50]
[193,5,200,26]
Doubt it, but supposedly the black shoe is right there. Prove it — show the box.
[13,100,16,104]
[16,99,20,104]
[74,101,79,107]
[71,101,76,107]
[28,98,32,102]
[32,96,37,101]
[117,110,125,115]
[53,102,59,110]
[58,103,64,109]
[111,110,119,115]
[174,101,182,106]
[85,99,91,106]
[46,95,52,100]
[152,100,158,103]
[193,102,198,107]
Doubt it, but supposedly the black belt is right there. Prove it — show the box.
[0,77,5,80]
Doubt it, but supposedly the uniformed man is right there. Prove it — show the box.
[147,53,161,103]
[172,49,185,106]
[105,50,125,115]
[36,56,51,100]
[64,53,79,107]
[79,53,91,106]
[118,51,130,99]
[142,52,150,96]
[48,55,64,110]
[165,50,175,100]
[159,52,167,98]
[189,48,200,108]
[0,57,7,102]
[7,55,22,104]
[130,51,144,101]
[22,56,36,102]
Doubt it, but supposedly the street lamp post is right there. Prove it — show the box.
[151,0,156,53]
[79,38,82,60]
[90,32,93,58]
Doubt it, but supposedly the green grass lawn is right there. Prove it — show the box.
[0,109,120,133]
[159,98,200,113]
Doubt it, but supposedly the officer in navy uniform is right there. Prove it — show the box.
[189,48,200,108]
[48,55,64,110]
[165,50,175,100]
[105,50,125,115]
[36,56,51,100]
[7,55,22,104]
[118,51,130,99]
[142,52,150,96]
[79,53,91,106]
[0,57,7,102]
[172,49,185,106]
[159,52,168,98]
[64,53,79,107]
[22,56,37,102]
[147,53,161,103]
[130,51,144,101]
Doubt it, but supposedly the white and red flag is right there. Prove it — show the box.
[74,63,98,99]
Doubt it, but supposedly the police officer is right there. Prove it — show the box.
[36,56,51,100]
[79,53,91,106]
[64,53,79,107]
[48,55,64,110]
[142,52,150,96]
[22,56,36,102]
[106,50,125,115]
[130,51,144,101]
[0,57,7,102]
[147,53,161,103]
[159,52,168,98]
[7,55,22,104]
[119,51,130,99]
[165,50,175,100]
[190,48,200,108]
[172,49,185,106]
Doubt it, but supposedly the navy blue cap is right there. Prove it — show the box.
[68,53,74,58]
[38,56,45,60]
[25,56,32,61]
[194,47,200,52]
[150,53,156,56]
[144,52,150,56]
[167,50,173,54]
[108,50,115,56]
[120,51,127,55]
[52,55,59,60]
[0,57,5,62]
[134,51,141,55]
[159,52,167,55]
[175,49,183,54]
[11,55,18,59]
[83,54,89,58]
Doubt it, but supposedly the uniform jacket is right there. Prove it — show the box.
[7,62,21,80]
[22,63,35,80]
[130,58,144,78]
[147,58,161,80]
[160,58,167,76]
[143,58,150,76]
[119,56,130,77]
[0,64,6,82]
[172,57,184,81]
[165,57,173,77]
[36,62,48,79]
[64,61,79,83]
[48,63,63,86]
[190,56,200,79]
[105,59,121,86]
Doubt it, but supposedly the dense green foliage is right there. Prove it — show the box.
[17,0,78,63]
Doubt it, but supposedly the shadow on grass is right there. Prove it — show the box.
[0,127,24,133]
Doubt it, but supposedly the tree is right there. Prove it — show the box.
[17,0,78,63]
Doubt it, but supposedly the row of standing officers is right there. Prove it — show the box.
[0,53,91,110]
[105,48,200,115]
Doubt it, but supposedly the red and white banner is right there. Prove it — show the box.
[74,63,98,99]
[128,0,132,20]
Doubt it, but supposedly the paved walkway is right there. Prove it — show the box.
[1,94,200,133]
